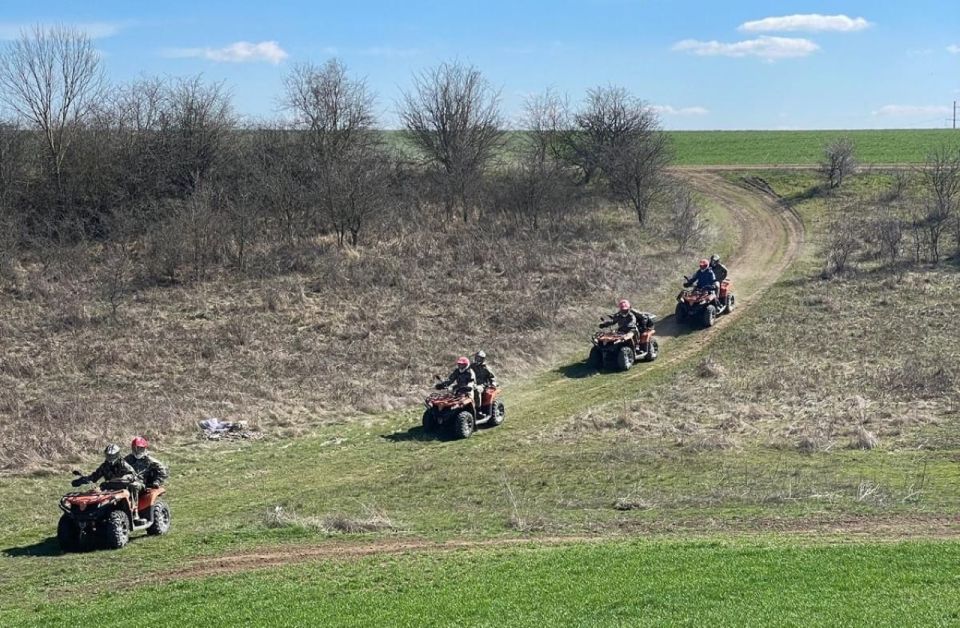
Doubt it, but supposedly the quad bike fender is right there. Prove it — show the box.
[137,487,166,512]
[480,386,500,406]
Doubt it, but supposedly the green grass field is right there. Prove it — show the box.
[2,170,958,626]
[668,129,959,165]
[3,539,959,627]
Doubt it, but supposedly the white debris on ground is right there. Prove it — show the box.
[197,418,263,440]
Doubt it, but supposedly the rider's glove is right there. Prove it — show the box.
[434,382,445,390]
[70,477,87,487]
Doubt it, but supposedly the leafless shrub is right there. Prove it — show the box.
[851,425,879,450]
[663,183,708,252]
[819,137,857,189]
[613,496,654,511]
[399,61,504,222]
[822,211,861,276]
[917,147,960,262]
[564,86,670,224]
[697,357,725,378]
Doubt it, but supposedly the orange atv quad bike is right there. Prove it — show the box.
[675,278,736,328]
[589,313,659,371]
[422,382,505,439]
[57,471,171,551]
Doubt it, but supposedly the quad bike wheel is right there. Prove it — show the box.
[100,510,130,549]
[453,411,475,439]
[702,305,716,328]
[643,339,659,362]
[422,408,438,431]
[616,346,634,371]
[727,294,736,313]
[488,400,505,427]
[57,514,81,552]
[588,346,603,369]
[675,302,688,324]
[147,501,171,536]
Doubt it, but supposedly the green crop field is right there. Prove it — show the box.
[667,129,960,165]
[3,539,959,627]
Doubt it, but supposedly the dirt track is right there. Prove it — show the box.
[148,171,818,583]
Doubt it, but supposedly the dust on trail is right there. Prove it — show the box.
[146,171,817,584]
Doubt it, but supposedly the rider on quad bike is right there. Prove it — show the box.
[424,356,504,438]
[471,350,498,390]
[125,436,168,489]
[59,444,172,551]
[676,258,736,327]
[73,444,145,524]
[591,299,659,371]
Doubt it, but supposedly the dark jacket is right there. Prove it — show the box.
[710,261,729,283]
[601,310,638,333]
[124,453,169,488]
[440,367,477,391]
[472,363,497,387]
[87,458,137,484]
[686,268,717,290]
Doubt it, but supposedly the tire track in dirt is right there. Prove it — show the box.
[142,170,812,583]
[151,514,960,583]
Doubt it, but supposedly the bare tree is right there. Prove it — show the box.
[0,25,103,193]
[493,90,577,229]
[162,77,235,197]
[566,86,670,224]
[399,61,504,222]
[284,59,390,245]
[918,147,960,262]
[819,137,857,189]
[664,183,707,252]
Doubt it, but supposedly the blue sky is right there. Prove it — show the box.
[1,0,958,129]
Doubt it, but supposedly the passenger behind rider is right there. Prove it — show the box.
[599,299,639,340]
[684,259,718,293]
[72,444,147,525]
[125,437,169,489]
[436,356,480,408]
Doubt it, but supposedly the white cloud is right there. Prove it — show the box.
[164,41,288,64]
[873,105,950,117]
[649,105,709,116]
[672,36,819,61]
[0,21,126,40]
[739,14,871,33]
[948,44,960,54]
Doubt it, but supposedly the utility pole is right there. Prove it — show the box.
[954,100,957,130]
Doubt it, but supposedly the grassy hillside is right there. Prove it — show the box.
[669,129,959,165]
[4,539,959,627]
[2,169,958,625]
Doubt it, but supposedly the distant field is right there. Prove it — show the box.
[667,129,959,165]
[4,539,959,627]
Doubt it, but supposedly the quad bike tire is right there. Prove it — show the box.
[488,401,505,427]
[453,411,475,439]
[100,510,130,549]
[616,346,634,371]
[702,305,716,328]
[675,302,688,324]
[727,294,736,313]
[147,501,171,536]
[57,514,81,552]
[643,339,659,362]
[588,346,603,369]
[422,408,438,431]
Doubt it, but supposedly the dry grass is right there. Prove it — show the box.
[263,505,395,534]
[0,208,696,469]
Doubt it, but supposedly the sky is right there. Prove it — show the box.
[0,0,958,130]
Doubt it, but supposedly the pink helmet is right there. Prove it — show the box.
[132,436,148,449]
[456,356,470,367]
[699,259,709,269]
[618,299,630,311]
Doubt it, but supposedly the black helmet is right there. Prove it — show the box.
[474,350,486,364]
[710,254,721,263]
